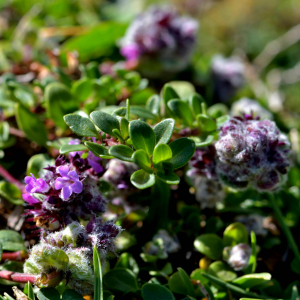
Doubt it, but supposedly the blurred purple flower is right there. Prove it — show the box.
[25,174,49,194]
[55,166,83,200]
[87,152,103,174]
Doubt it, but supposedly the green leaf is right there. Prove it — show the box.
[130,106,156,120]
[129,120,156,156]
[107,296,115,300]
[109,145,133,162]
[201,273,271,299]
[132,149,153,173]
[27,154,54,177]
[195,135,214,147]
[178,268,196,297]
[167,81,196,99]
[15,104,48,146]
[45,83,78,129]
[131,169,155,189]
[245,231,257,274]
[115,253,139,276]
[84,142,113,159]
[194,234,223,260]
[25,282,35,300]
[142,283,175,300]
[156,171,180,185]
[120,118,129,140]
[168,99,194,126]
[93,246,103,300]
[61,22,127,62]
[197,114,217,132]
[103,268,139,293]
[147,94,160,115]
[59,143,87,154]
[208,103,228,119]
[291,285,300,300]
[153,144,172,165]
[169,272,189,296]
[233,273,271,289]
[169,138,196,169]
[0,181,23,205]
[0,242,2,261]
[64,113,99,137]
[189,93,204,117]
[90,111,120,137]
[163,84,180,103]
[208,261,237,282]
[223,222,248,247]
[0,122,16,149]
[71,78,93,103]
[62,290,84,300]
[37,288,60,300]
[153,119,175,145]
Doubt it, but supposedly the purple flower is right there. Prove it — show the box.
[119,6,198,73]
[25,174,49,194]
[68,139,82,158]
[55,166,83,200]
[120,44,141,61]
[211,55,245,102]
[87,152,103,174]
[22,193,40,204]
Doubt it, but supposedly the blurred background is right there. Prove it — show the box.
[0,0,300,125]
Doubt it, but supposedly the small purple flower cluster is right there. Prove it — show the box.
[211,55,245,103]
[120,6,198,71]
[216,115,291,191]
[23,151,106,231]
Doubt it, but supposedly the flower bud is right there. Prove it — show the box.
[31,245,69,270]
[231,98,273,120]
[211,55,245,103]
[215,116,291,191]
[223,243,252,271]
[119,6,198,75]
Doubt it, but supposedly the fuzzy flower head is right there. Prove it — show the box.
[224,243,252,271]
[120,6,198,73]
[215,115,291,191]
[211,55,245,102]
[187,145,218,180]
[25,221,122,294]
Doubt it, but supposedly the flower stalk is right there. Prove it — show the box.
[269,193,300,264]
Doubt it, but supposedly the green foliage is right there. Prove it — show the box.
[194,234,223,260]
[93,246,103,300]
[0,230,26,252]
[15,104,48,146]
[142,283,175,300]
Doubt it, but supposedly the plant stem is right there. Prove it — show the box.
[0,270,37,283]
[0,164,25,191]
[141,177,170,240]
[1,250,29,262]
[269,193,300,264]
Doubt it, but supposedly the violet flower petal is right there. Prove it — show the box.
[61,186,72,200]
[57,165,70,177]
[71,181,83,194]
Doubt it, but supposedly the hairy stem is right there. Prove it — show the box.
[0,270,37,283]
[1,251,29,262]
[0,164,25,191]
[269,194,300,264]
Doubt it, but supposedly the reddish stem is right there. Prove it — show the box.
[9,127,25,138]
[1,251,29,262]
[0,164,25,191]
[0,270,37,283]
